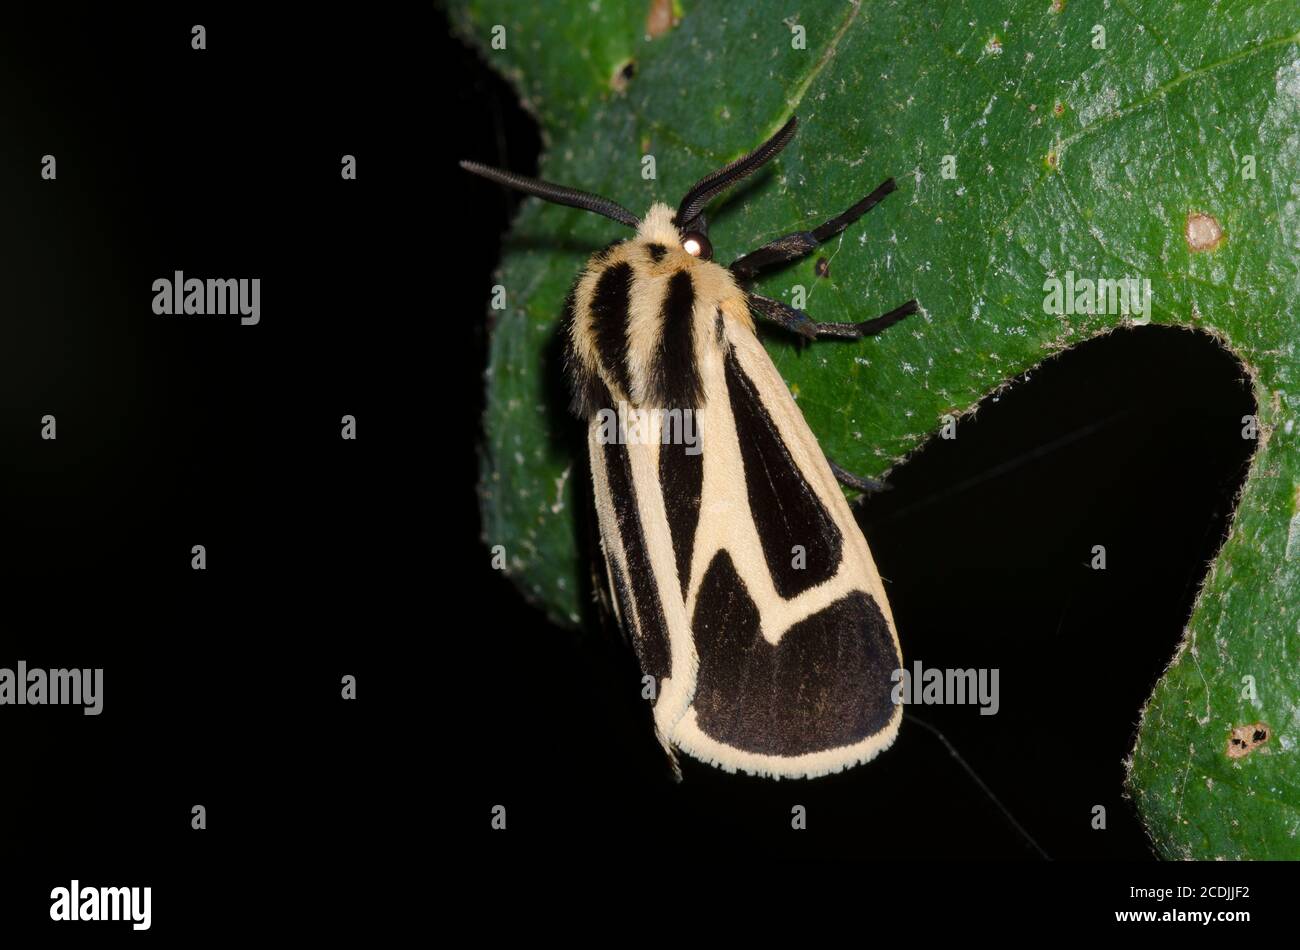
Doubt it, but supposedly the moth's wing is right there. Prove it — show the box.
[588,415,698,762]
[667,320,903,779]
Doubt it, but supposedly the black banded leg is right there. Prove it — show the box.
[748,292,919,340]
[729,178,898,280]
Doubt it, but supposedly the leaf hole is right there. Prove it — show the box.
[611,59,637,93]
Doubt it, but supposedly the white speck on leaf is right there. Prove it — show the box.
[1077,85,1120,126]
[550,465,572,515]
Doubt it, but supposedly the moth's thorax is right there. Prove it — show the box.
[566,204,753,417]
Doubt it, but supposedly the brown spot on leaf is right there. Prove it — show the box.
[1050,0,1066,13]
[1185,212,1224,252]
[645,0,679,39]
[1053,100,1066,117]
[815,257,830,278]
[1226,722,1270,759]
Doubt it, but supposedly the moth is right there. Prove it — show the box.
[464,116,918,779]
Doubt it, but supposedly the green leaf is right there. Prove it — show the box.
[452,0,1300,857]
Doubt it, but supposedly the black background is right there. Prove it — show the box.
[2,7,430,938]
[0,3,1286,936]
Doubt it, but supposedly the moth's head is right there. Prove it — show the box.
[459,116,800,268]
[636,203,713,262]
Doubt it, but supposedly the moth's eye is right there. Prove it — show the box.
[681,231,712,260]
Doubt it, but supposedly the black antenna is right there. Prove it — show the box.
[459,161,640,229]
[675,115,799,230]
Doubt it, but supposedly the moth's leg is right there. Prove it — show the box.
[748,293,919,341]
[827,459,889,494]
[747,292,819,338]
[810,299,919,339]
[729,178,897,280]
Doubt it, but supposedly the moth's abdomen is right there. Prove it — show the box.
[565,237,740,417]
